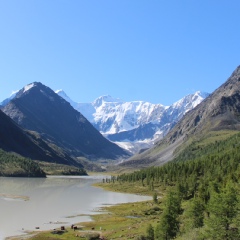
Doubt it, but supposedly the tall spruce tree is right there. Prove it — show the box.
[205,182,239,239]
[155,190,182,239]
[146,224,154,240]
[189,198,205,228]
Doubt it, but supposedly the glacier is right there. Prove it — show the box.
[0,86,208,154]
[55,90,209,154]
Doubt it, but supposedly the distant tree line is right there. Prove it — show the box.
[0,149,46,177]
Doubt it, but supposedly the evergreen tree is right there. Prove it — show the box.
[146,224,154,240]
[189,198,205,228]
[153,192,158,204]
[205,182,239,239]
[155,190,181,239]
[155,223,162,240]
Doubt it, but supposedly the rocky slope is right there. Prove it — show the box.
[121,65,240,168]
[0,109,78,166]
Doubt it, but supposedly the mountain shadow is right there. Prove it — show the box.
[0,109,79,166]
[2,82,130,161]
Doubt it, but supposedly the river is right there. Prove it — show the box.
[0,176,150,240]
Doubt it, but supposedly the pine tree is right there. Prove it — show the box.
[146,224,154,240]
[205,182,239,239]
[155,223,162,240]
[189,198,205,228]
[153,192,158,204]
[155,190,181,239]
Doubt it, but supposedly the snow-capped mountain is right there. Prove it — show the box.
[56,90,168,135]
[94,99,167,134]
[56,90,95,122]
[0,90,19,107]
[159,91,209,127]
[1,87,209,154]
[55,90,209,153]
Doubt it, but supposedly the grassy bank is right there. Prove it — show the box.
[9,200,160,240]
[8,182,161,240]
[94,181,161,196]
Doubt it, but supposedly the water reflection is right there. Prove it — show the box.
[0,176,150,240]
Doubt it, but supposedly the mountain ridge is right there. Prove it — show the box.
[121,65,240,168]
[1,84,209,156]
[55,90,208,153]
[2,82,129,161]
[2,88,208,143]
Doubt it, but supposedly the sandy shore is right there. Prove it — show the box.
[0,193,29,201]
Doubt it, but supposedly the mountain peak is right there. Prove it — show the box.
[1,82,53,106]
[2,84,129,160]
[93,95,123,107]
[0,90,19,107]
[23,82,36,93]
[16,82,46,96]
[55,89,67,96]
[172,91,209,109]
[55,89,72,102]
[55,89,64,94]
[23,82,44,91]
[194,91,209,98]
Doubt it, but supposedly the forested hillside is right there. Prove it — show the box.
[0,149,46,177]
[108,130,240,239]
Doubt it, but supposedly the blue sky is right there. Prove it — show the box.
[0,1,239,105]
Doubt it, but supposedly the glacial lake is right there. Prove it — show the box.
[0,176,150,240]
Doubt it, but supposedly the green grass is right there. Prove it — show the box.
[173,130,238,157]
[12,198,162,240]
[98,181,169,205]
[197,130,238,145]
[13,179,168,240]
[8,179,166,240]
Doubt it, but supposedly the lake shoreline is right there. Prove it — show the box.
[0,175,151,240]
[6,198,154,240]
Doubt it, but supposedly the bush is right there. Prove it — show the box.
[87,233,100,240]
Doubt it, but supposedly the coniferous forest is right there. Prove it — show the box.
[0,149,46,177]
[108,131,240,239]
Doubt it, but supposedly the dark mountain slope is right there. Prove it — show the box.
[0,109,78,166]
[2,82,129,160]
[121,65,240,168]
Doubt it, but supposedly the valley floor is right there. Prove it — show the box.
[6,182,157,240]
